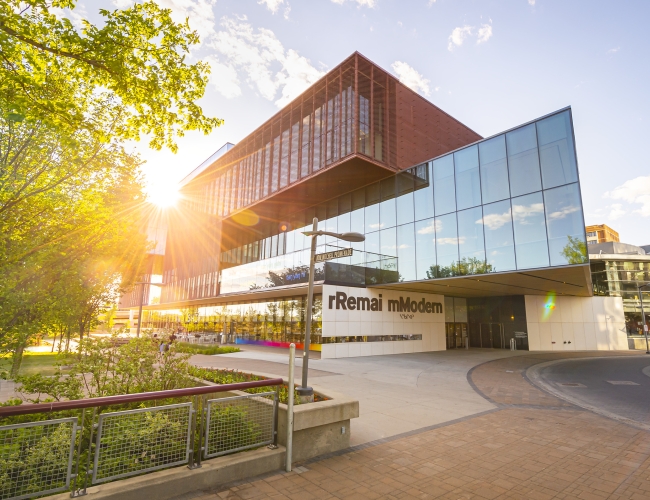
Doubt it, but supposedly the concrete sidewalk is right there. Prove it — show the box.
[184,350,650,500]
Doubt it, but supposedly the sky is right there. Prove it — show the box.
[82,0,649,245]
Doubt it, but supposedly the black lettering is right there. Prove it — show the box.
[329,295,336,309]
[431,302,442,313]
[357,297,370,310]
[371,298,379,311]
[388,299,399,312]
[347,296,356,310]
[425,302,432,313]
[399,296,411,313]
[379,294,382,311]
[336,292,347,310]
[411,300,418,312]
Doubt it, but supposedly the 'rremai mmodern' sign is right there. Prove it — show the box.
[327,291,442,313]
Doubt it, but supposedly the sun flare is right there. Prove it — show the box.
[146,183,180,208]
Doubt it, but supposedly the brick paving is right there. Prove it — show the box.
[185,352,650,500]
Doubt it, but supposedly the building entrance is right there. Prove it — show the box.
[446,323,467,349]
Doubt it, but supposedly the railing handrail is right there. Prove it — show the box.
[0,378,283,417]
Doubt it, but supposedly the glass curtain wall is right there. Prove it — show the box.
[216,109,586,293]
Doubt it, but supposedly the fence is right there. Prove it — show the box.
[0,379,282,500]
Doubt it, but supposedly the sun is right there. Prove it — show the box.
[146,182,180,208]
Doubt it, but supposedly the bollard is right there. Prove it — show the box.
[286,343,295,472]
[510,338,516,351]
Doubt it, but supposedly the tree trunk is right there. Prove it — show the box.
[65,326,71,353]
[10,341,26,378]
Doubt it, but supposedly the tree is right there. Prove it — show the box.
[561,236,588,264]
[0,0,221,151]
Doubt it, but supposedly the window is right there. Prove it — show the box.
[512,192,549,269]
[379,177,396,229]
[433,154,456,215]
[394,223,415,281]
[435,213,459,277]
[415,218,437,280]
[413,163,434,221]
[457,206,485,274]
[365,183,380,232]
[396,172,415,225]
[455,145,481,210]
[507,123,541,197]
[482,200,516,273]
[479,134,510,204]
[537,111,578,189]
[380,227,397,257]
[544,183,587,266]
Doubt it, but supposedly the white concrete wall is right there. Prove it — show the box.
[525,295,627,351]
[321,285,446,358]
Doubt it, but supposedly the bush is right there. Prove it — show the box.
[174,343,240,356]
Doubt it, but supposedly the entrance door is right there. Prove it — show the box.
[446,323,468,349]
[478,323,505,348]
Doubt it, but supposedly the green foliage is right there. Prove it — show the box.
[174,343,240,356]
[188,366,301,405]
[0,420,74,498]
[561,235,588,264]
[426,257,494,279]
[0,0,222,151]
[205,406,263,456]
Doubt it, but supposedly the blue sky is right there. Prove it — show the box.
[86,0,649,245]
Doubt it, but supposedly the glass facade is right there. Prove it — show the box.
[591,258,650,335]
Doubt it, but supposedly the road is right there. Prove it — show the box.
[531,355,650,429]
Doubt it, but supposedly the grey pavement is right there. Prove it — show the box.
[194,347,530,446]
[529,356,650,431]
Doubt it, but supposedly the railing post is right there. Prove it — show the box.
[196,395,206,468]
[188,396,197,469]
[70,409,85,498]
[286,343,295,472]
[83,408,97,494]
[270,386,279,449]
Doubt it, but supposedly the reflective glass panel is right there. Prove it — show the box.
[396,223,416,282]
[455,145,481,210]
[544,183,587,266]
[435,212,459,277]
[380,227,397,257]
[433,154,456,215]
[365,231,379,256]
[507,123,542,197]
[285,230,294,254]
[482,200,516,273]
[537,111,578,189]
[337,211,351,234]
[479,135,510,204]
[512,192,549,269]
[350,207,364,234]
[413,163,434,221]
[457,206,485,275]
[415,218,437,280]
[396,192,414,226]
[380,198,396,229]
[365,202,380,233]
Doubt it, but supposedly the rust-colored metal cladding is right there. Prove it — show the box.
[161,52,482,304]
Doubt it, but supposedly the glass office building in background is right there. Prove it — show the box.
[127,52,629,357]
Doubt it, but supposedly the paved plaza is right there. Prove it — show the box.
[182,348,650,500]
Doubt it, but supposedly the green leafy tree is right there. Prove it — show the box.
[561,235,588,264]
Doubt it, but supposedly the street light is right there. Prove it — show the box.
[135,281,165,338]
[298,217,364,402]
[635,283,649,352]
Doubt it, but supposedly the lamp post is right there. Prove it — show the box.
[135,282,165,337]
[638,283,650,354]
[298,217,365,402]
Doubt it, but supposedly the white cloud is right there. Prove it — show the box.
[438,237,466,245]
[607,46,620,54]
[205,57,241,99]
[547,205,580,220]
[605,175,650,217]
[391,61,430,96]
[608,204,626,220]
[512,202,545,224]
[528,0,535,5]
[331,0,377,7]
[428,0,437,5]
[448,25,472,51]
[477,23,493,44]
[417,220,437,235]
[479,210,511,230]
[210,17,324,106]
[258,0,285,13]
[113,0,216,40]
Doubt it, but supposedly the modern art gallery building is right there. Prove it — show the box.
[130,52,628,358]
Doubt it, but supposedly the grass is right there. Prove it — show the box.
[0,352,64,377]
[174,343,240,355]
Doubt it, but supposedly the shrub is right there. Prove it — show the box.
[174,343,240,356]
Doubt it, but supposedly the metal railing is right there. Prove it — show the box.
[0,379,282,500]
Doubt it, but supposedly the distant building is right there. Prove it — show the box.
[590,242,650,335]
[585,224,619,246]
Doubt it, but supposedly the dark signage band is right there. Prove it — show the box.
[328,291,442,314]
[315,248,353,263]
